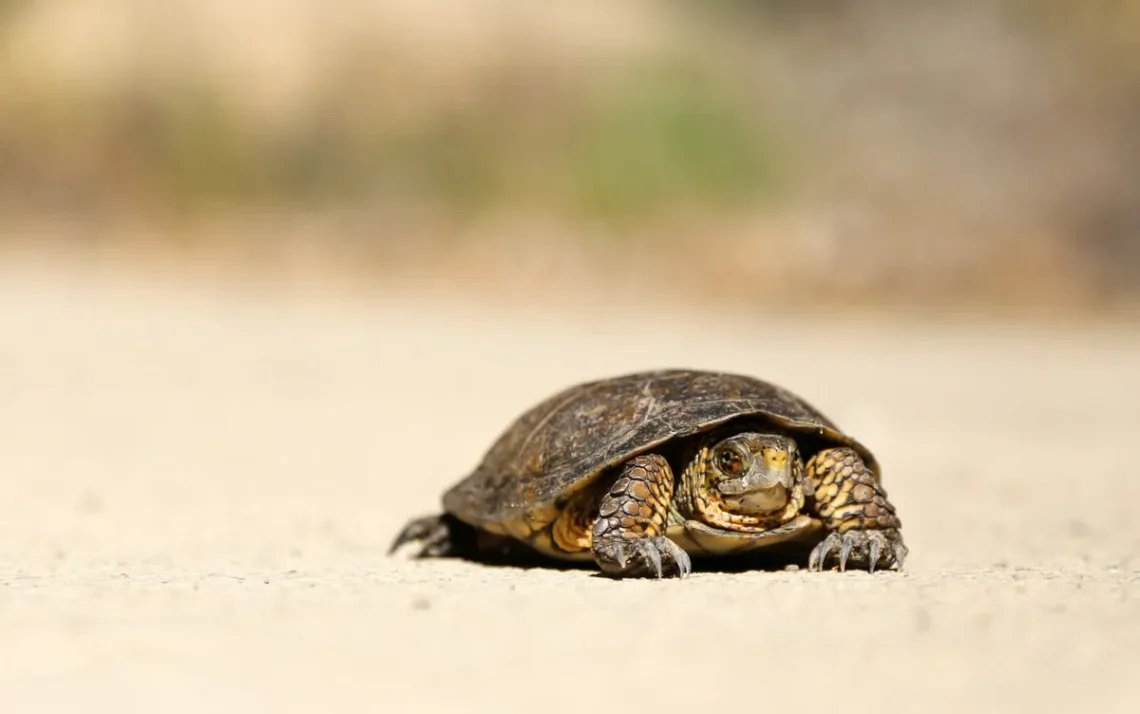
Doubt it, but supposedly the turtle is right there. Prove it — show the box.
[390,369,907,579]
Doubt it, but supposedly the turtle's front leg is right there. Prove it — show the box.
[804,447,908,572]
[591,453,692,579]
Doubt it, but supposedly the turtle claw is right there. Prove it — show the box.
[807,533,834,571]
[894,540,909,569]
[659,536,693,579]
[389,514,454,558]
[609,544,628,570]
[644,541,663,578]
[809,529,906,573]
[839,537,854,570]
[596,536,691,579]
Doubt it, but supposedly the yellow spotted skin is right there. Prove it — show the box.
[803,447,906,571]
[761,445,789,471]
[498,440,908,574]
[389,442,907,576]
[589,454,692,577]
[593,455,672,540]
[532,456,683,567]
[676,445,804,532]
[541,440,809,568]
[549,485,601,556]
[805,448,900,532]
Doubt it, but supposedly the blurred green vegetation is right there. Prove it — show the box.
[561,65,783,222]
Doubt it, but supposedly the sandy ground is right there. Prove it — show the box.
[1,261,1138,713]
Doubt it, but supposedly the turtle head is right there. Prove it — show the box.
[701,432,801,516]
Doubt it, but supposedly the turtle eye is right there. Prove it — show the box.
[715,448,743,475]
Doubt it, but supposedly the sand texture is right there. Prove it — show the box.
[2,266,1138,713]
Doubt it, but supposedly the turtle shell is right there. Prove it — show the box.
[441,369,879,532]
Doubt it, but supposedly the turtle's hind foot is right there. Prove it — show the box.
[389,513,469,558]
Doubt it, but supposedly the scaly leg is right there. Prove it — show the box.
[804,447,908,572]
[591,454,692,579]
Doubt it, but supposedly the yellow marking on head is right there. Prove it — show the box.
[761,445,789,470]
[680,444,803,533]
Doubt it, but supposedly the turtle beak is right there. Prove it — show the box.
[717,452,793,515]
[718,453,792,495]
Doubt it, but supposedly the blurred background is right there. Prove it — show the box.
[2,0,1138,316]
